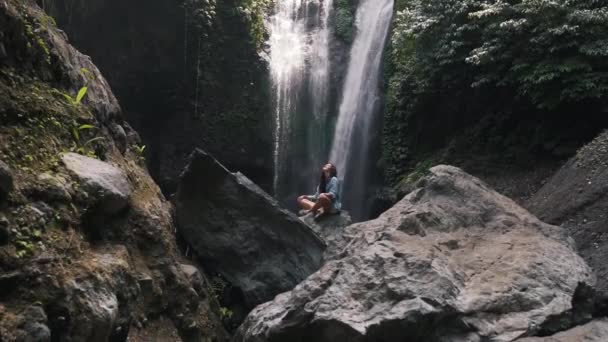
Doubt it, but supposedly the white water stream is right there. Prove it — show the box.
[268,0,333,195]
[267,0,393,217]
[329,0,394,215]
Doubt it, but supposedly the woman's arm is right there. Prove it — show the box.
[325,177,339,199]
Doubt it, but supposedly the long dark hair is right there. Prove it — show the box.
[319,163,338,193]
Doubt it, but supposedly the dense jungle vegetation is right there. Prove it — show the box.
[383,0,608,185]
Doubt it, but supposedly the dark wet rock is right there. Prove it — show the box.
[66,283,119,342]
[179,264,205,296]
[109,123,128,154]
[0,214,9,244]
[62,153,131,214]
[0,1,121,123]
[20,322,51,342]
[175,149,325,308]
[18,305,51,342]
[19,203,49,227]
[56,249,130,342]
[527,131,608,297]
[235,165,595,342]
[34,173,72,202]
[138,275,155,301]
[0,2,229,340]
[0,159,13,201]
[44,0,273,195]
[517,319,608,342]
[0,270,23,296]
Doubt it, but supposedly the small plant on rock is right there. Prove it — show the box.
[70,123,104,158]
[61,86,88,107]
[219,306,233,321]
[133,144,146,162]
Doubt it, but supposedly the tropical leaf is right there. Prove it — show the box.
[75,86,88,105]
[78,124,95,131]
[84,137,105,146]
[71,126,79,142]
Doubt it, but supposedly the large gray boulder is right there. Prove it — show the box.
[235,165,595,342]
[61,153,131,214]
[517,319,608,342]
[175,149,325,308]
[527,131,608,297]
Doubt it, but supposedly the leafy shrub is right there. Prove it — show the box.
[335,0,357,42]
[383,0,608,184]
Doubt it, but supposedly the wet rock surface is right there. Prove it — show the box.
[0,159,12,201]
[175,149,325,308]
[235,165,595,342]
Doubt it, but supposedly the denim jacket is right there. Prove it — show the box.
[308,176,342,212]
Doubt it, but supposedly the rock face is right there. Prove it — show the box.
[175,149,325,307]
[0,160,13,201]
[235,165,595,342]
[517,319,608,342]
[0,1,228,340]
[17,305,51,342]
[44,0,273,194]
[62,153,132,214]
[34,173,72,202]
[527,131,608,297]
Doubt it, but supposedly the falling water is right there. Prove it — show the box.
[330,0,394,218]
[268,0,333,199]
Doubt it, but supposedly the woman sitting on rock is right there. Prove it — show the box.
[297,163,341,218]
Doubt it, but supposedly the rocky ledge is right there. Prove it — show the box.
[235,165,596,342]
[174,149,325,308]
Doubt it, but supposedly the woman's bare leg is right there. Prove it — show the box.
[297,196,315,211]
[310,194,331,215]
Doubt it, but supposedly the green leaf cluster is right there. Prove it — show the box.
[335,0,358,43]
[383,0,608,184]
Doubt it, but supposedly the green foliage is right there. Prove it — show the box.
[210,275,228,299]
[219,306,233,320]
[23,19,51,64]
[80,67,95,82]
[61,86,88,106]
[12,224,43,259]
[334,0,358,42]
[390,0,608,108]
[237,0,273,49]
[40,14,57,28]
[75,87,88,104]
[70,122,103,158]
[133,144,146,162]
[186,0,217,31]
[383,0,608,184]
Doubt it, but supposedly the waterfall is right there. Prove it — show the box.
[268,0,333,200]
[329,0,394,218]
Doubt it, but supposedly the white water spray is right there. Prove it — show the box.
[267,0,333,195]
[329,0,393,213]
